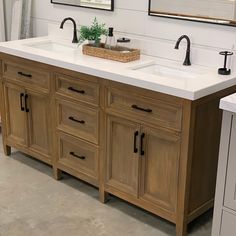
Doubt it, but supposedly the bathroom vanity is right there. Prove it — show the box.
[212,94,236,236]
[1,37,236,236]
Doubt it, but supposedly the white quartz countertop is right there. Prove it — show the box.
[220,93,236,113]
[0,36,236,100]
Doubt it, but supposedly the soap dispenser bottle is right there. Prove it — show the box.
[105,27,116,50]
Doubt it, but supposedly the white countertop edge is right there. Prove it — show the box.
[1,37,236,101]
[0,45,196,100]
[220,93,236,113]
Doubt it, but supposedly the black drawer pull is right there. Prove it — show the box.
[131,105,152,113]
[70,152,86,160]
[68,116,85,124]
[24,94,29,113]
[140,133,145,156]
[68,86,85,94]
[134,131,139,153]
[18,72,32,78]
[20,93,25,111]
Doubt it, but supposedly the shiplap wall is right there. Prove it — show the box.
[32,0,236,70]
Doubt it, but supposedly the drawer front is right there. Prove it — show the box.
[3,62,50,90]
[55,74,99,105]
[220,211,236,236]
[224,115,236,211]
[58,133,98,179]
[56,100,99,144]
[107,88,182,130]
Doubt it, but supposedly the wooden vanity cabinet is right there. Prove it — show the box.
[0,57,53,164]
[102,81,236,236]
[104,83,182,221]
[1,53,236,236]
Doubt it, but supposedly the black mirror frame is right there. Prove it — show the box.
[51,0,114,12]
[148,0,236,27]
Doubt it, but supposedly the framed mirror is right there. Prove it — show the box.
[51,0,114,11]
[149,0,236,26]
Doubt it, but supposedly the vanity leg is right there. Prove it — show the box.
[99,188,109,203]
[3,145,11,156]
[176,221,187,236]
[53,167,62,180]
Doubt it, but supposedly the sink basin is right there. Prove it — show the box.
[132,63,206,79]
[24,41,78,54]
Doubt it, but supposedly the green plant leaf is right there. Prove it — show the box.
[79,17,108,43]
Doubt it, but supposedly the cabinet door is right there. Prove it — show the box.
[224,115,236,211]
[220,211,236,236]
[106,115,140,197]
[4,83,27,147]
[139,126,180,212]
[26,90,52,159]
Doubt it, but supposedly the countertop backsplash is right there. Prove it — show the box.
[48,22,236,74]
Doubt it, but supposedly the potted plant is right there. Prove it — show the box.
[79,17,108,47]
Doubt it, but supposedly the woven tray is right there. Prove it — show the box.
[82,43,140,63]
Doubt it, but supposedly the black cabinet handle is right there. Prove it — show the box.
[131,105,152,113]
[24,94,29,113]
[133,131,139,153]
[70,152,86,160]
[18,72,32,78]
[68,116,85,124]
[140,133,145,156]
[20,93,25,111]
[68,86,85,94]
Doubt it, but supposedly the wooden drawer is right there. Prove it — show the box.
[106,87,182,131]
[3,62,50,90]
[220,211,236,236]
[58,132,98,180]
[56,99,99,144]
[55,74,99,105]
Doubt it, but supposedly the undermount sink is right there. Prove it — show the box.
[132,63,206,79]
[24,41,78,54]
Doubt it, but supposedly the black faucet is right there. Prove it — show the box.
[175,35,191,66]
[60,17,79,44]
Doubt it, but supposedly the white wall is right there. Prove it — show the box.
[32,0,236,69]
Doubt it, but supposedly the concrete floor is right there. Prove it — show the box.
[0,136,212,236]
